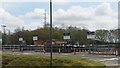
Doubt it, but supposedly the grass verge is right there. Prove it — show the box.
[2,54,105,68]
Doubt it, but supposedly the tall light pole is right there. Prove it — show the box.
[1,25,6,45]
[50,0,53,66]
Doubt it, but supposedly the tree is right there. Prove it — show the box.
[95,30,109,42]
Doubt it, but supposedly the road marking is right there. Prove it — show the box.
[100,58,118,61]
[63,54,69,55]
[64,54,68,55]
[82,54,85,56]
[23,53,32,55]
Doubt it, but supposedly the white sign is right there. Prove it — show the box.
[19,38,23,41]
[87,32,95,39]
[0,39,2,44]
[33,36,38,41]
[87,35,95,39]
[64,36,70,40]
[0,39,2,42]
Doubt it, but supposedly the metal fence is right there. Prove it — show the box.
[2,44,119,55]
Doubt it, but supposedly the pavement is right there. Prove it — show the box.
[1,51,120,67]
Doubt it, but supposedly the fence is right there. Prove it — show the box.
[2,44,119,55]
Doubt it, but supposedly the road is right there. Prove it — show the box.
[1,51,120,67]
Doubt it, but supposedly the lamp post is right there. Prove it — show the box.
[1,25,6,45]
[50,0,53,66]
[0,31,2,51]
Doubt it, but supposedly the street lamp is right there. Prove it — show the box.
[1,25,6,45]
[1,25,6,34]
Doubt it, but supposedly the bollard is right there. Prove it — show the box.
[44,51,45,54]
[44,49,45,54]
[21,47,23,53]
[74,48,76,55]
[2,48,4,52]
[59,48,61,54]
[12,48,14,52]
[116,50,118,57]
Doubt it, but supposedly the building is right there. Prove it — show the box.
[34,39,67,46]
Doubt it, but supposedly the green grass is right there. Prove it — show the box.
[2,54,106,68]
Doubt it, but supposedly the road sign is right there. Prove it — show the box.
[63,33,70,40]
[63,33,70,36]
[0,39,2,44]
[19,37,23,42]
[64,36,70,40]
[87,32,95,39]
[33,35,38,41]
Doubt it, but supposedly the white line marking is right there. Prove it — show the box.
[100,58,118,61]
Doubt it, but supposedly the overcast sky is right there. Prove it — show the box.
[0,0,119,33]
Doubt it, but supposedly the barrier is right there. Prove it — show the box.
[2,45,118,56]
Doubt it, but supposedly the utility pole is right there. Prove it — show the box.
[50,0,53,67]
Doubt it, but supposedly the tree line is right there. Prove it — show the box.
[2,26,119,45]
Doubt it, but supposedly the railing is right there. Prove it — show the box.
[1,45,119,55]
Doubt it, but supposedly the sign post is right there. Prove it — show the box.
[19,37,23,52]
[33,35,38,45]
[87,31,95,54]
[63,33,71,40]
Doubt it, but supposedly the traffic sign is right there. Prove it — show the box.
[19,37,23,42]
[64,36,70,40]
[33,35,38,41]
[87,31,95,39]
[0,39,2,44]
[63,33,70,40]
